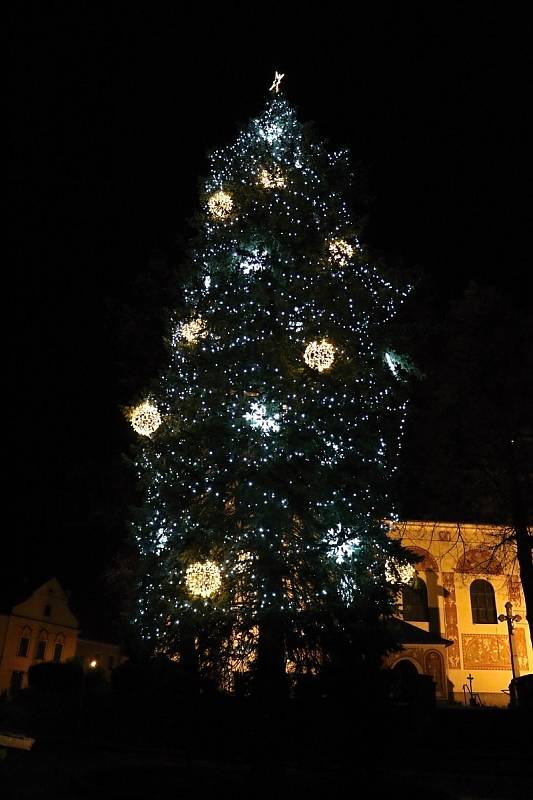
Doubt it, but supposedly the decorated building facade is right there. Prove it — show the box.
[0,578,123,695]
[387,521,531,706]
[2,524,529,706]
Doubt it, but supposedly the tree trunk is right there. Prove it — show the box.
[509,440,533,649]
[179,626,199,673]
[513,522,533,650]
[255,616,287,700]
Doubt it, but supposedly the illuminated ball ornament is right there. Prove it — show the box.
[258,166,286,190]
[129,401,162,437]
[385,559,416,586]
[304,339,336,372]
[207,190,233,220]
[328,525,361,565]
[328,238,354,267]
[185,561,222,598]
[179,316,207,344]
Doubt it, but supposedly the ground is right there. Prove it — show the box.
[1,706,531,799]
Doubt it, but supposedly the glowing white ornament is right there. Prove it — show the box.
[129,401,162,437]
[155,529,169,554]
[179,317,207,344]
[185,561,222,598]
[328,526,361,565]
[304,339,336,372]
[240,248,267,274]
[385,560,416,585]
[208,190,233,220]
[384,351,411,380]
[258,166,286,189]
[328,238,354,266]
[258,122,283,143]
[385,352,399,378]
[244,401,280,435]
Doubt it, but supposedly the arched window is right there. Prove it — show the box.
[16,626,32,658]
[53,633,65,662]
[402,578,429,621]
[34,630,49,661]
[470,579,497,624]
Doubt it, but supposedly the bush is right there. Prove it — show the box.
[26,661,84,739]
[28,661,83,693]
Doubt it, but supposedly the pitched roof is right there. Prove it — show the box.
[386,616,453,647]
[0,574,60,615]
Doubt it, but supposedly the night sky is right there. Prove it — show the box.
[7,5,531,636]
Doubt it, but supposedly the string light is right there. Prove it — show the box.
[185,561,222,598]
[303,339,336,372]
[129,401,162,437]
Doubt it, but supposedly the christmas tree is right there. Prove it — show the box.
[129,73,414,695]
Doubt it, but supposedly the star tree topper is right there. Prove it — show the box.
[269,71,285,93]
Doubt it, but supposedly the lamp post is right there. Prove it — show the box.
[498,601,522,707]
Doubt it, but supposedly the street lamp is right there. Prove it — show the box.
[498,601,522,707]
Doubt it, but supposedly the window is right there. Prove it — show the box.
[402,578,429,622]
[470,579,497,624]
[35,639,47,660]
[53,643,63,662]
[17,637,30,657]
[44,604,52,617]
[10,670,24,694]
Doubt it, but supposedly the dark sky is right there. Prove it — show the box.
[7,4,531,634]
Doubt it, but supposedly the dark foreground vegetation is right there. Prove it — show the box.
[1,660,531,799]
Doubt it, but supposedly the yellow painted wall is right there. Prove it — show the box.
[0,578,79,694]
[391,521,532,706]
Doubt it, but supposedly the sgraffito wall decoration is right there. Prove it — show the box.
[507,575,522,606]
[388,648,423,671]
[456,548,502,575]
[442,572,461,669]
[462,628,529,671]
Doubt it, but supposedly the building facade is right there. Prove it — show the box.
[2,529,530,706]
[386,521,532,706]
[0,578,122,695]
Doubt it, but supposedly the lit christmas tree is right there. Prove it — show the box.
[130,73,414,695]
